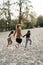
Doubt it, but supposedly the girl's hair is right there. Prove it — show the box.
[27,30,30,34]
[8,30,13,37]
[28,30,30,32]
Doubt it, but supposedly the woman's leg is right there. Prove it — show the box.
[15,43,19,48]
[18,43,20,47]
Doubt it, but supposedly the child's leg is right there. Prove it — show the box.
[25,38,28,48]
[11,40,13,44]
[28,39,32,45]
[7,41,9,47]
[7,44,8,47]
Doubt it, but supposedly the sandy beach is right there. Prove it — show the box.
[0,28,43,65]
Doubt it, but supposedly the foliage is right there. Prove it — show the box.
[0,0,37,31]
[21,22,33,29]
[36,15,43,27]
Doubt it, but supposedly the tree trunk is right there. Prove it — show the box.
[19,0,22,24]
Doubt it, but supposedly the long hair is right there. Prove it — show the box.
[16,24,21,30]
[8,30,13,37]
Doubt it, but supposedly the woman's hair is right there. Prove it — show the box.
[16,24,21,29]
[17,25,19,28]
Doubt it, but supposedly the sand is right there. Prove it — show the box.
[0,28,43,65]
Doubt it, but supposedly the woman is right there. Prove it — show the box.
[13,24,22,47]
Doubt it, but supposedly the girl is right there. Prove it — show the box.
[7,30,13,47]
[23,30,32,48]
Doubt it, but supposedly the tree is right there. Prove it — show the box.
[14,0,33,24]
[0,0,15,30]
[36,15,43,27]
[3,0,12,30]
[0,0,33,31]
[29,11,37,27]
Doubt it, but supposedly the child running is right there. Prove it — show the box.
[7,30,14,47]
[13,24,22,47]
[23,30,32,48]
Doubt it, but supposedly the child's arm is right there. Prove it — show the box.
[23,34,26,37]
